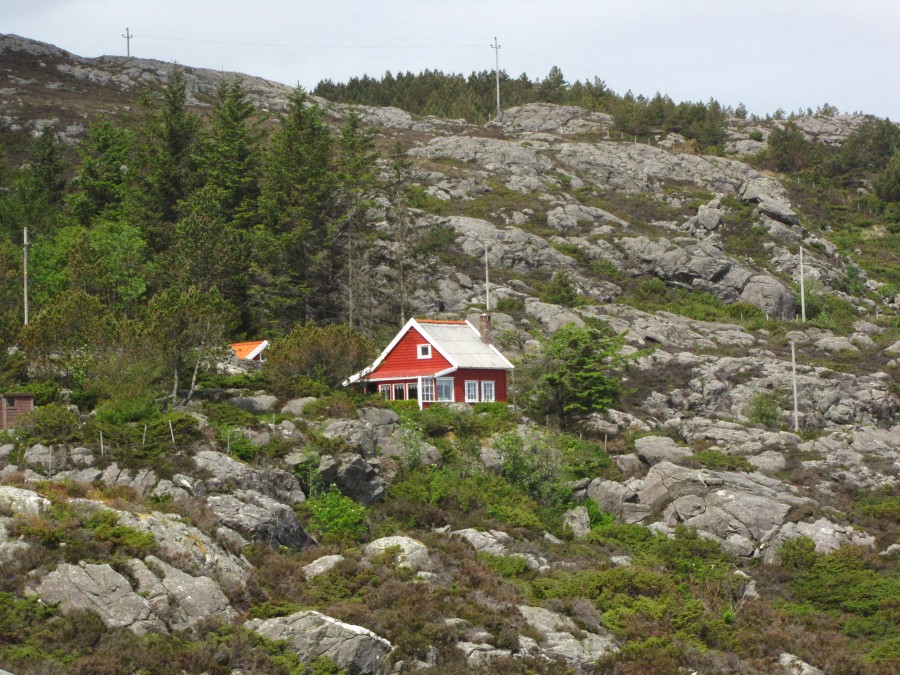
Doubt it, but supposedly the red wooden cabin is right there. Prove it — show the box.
[1,393,35,430]
[344,316,513,409]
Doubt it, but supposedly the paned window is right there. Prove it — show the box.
[420,378,435,402]
[436,378,454,402]
[379,385,391,401]
[481,380,495,403]
[465,381,479,402]
[417,344,432,359]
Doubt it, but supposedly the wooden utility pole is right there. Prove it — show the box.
[484,242,491,311]
[23,227,29,326]
[122,27,133,57]
[790,341,800,432]
[799,245,806,322]
[491,37,501,121]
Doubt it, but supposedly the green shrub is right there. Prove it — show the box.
[745,390,785,428]
[264,324,374,397]
[298,489,369,544]
[748,130,764,142]
[477,551,530,578]
[779,535,818,571]
[793,546,900,617]
[692,450,754,472]
[14,404,80,444]
[495,297,525,313]
[540,270,580,307]
[82,511,155,557]
[858,490,900,523]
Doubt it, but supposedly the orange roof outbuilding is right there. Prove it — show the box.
[231,340,269,361]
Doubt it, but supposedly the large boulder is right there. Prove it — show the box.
[205,489,315,550]
[115,508,251,591]
[246,610,392,675]
[517,605,618,667]
[127,556,235,630]
[227,394,278,413]
[363,536,432,572]
[0,486,50,516]
[193,450,306,503]
[34,562,166,634]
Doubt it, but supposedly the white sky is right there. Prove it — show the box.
[2,0,897,119]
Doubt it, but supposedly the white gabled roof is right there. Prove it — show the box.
[343,318,513,386]
[417,320,514,371]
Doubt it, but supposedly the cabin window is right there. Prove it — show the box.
[417,344,432,359]
[379,385,391,400]
[393,383,406,400]
[4,396,15,409]
[481,381,495,403]
[436,378,454,402]
[421,378,435,402]
[407,383,418,400]
[465,381,479,403]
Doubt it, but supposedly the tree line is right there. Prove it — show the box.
[314,66,735,149]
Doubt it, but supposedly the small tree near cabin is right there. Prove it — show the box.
[525,323,627,425]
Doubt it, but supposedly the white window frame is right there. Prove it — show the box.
[465,380,479,403]
[417,344,432,359]
[436,377,455,402]
[420,377,435,403]
[379,384,391,400]
[481,380,495,403]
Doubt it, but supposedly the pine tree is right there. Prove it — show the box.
[199,79,261,227]
[257,87,335,327]
[133,67,202,252]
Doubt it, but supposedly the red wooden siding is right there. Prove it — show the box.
[0,394,35,430]
[452,368,508,403]
[368,327,453,380]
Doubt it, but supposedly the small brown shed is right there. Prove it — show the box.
[1,393,35,430]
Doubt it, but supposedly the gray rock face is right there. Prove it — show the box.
[762,518,876,564]
[634,436,693,465]
[227,394,278,413]
[557,140,761,194]
[323,419,377,457]
[779,651,825,675]
[193,450,305,503]
[451,528,549,571]
[796,425,900,489]
[127,556,235,630]
[35,562,166,634]
[281,396,319,416]
[0,485,50,516]
[562,506,591,538]
[333,453,386,505]
[590,461,813,558]
[364,536,432,571]
[303,554,346,579]
[246,610,392,675]
[100,463,158,496]
[499,103,613,135]
[206,489,314,550]
[23,443,68,473]
[517,605,618,667]
[116,509,251,591]
[456,641,513,666]
[615,235,795,318]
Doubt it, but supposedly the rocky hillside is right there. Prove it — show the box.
[1,34,898,674]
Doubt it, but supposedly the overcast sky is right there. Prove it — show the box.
[2,0,897,119]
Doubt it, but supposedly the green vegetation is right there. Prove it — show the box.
[298,488,370,544]
[621,277,768,327]
[314,68,732,147]
[521,323,629,424]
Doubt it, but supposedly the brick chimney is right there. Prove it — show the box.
[479,314,492,344]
